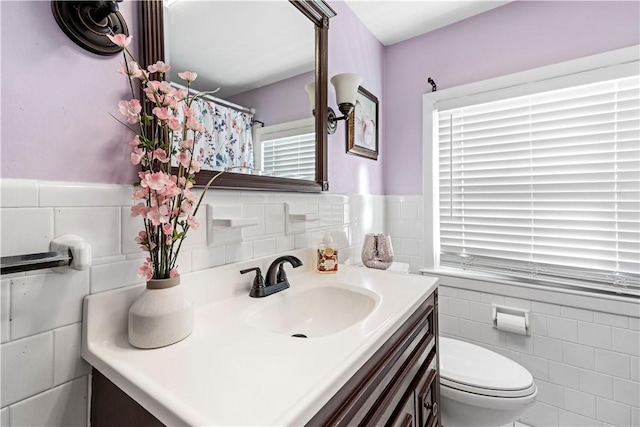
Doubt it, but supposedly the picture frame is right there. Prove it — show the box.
[346,86,379,160]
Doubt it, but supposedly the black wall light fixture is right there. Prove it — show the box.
[52,0,129,56]
[305,73,363,135]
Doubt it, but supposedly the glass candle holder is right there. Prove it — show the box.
[361,233,394,270]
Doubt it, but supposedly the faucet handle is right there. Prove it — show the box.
[240,267,264,290]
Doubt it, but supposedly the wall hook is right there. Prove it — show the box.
[427,77,437,92]
[51,0,130,56]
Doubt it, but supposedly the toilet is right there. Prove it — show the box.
[439,337,537,427]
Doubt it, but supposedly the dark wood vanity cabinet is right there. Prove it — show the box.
[91,290,439,427]
[307,291,440,427]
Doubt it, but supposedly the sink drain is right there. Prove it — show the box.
[291,333,308,338]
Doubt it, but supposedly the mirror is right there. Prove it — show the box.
[139,0,335,192]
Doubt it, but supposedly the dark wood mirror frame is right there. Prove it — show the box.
[139,0,335,192]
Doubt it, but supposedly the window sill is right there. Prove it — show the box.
[421,267,639,317]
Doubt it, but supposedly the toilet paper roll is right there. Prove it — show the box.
[495,312,527,335]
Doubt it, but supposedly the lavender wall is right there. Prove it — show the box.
[327,1,385,195]
[383,0,640,195]
[227,71,314,126]
[1,1,138,184]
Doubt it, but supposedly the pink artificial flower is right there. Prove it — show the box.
[187,215,199,230]
[148,61,171,74]
[118,61,142,79]
[178,71,198,82]
[187,117,204,132]
[182,105,195,118]
[170,269,179,278]
[162,223,174,236]
[130,146,144,165]
[180,200,194,216]
[135,230,148,244]
[190,159,201,173]
[154,148,169,163]
[177,152,190,168]
[138,263,153,281]
[132,187,148,200]
[165,235,173,245]
[152,107,171,121]
[128,135,141,147]
[159,81,174,93]
[131,203,149,218]
[142,172,171,192]
[167,117,182,131]
[180,139,194,150]
[147,206,167,226]
[175,89,188,101]
[107,33,132,48]
[118,99,142,124]
[184,189,197,202]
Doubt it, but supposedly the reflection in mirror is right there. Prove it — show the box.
[164,0,316,181]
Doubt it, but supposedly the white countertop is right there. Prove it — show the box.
[82,250,439,426]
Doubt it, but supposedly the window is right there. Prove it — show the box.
[424,47,639,297]
[254,118,315,180]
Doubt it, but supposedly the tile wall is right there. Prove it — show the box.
[389,195,640,427]
[0,178,386,427]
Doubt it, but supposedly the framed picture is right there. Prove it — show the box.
[347,86,379,160]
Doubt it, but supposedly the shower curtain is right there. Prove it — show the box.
[174,97,255,171]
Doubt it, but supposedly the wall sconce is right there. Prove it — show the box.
[305,73,363,135]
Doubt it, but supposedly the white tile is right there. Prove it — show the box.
[386,201,401,219]
[439,315,460,336]
[504,297,531,310]
[558,409,602,427]
[532,301,562,316]
[439,296,451,315]
[10,271,89,340]
[1,280,9,343]
[520,353,549,381]
[191,246,226,271]
[594,312,629,329]
[121,207,146,255]
[224,242,253,264]
[549,361,580,389]
[529,313,548,337]
[1,179,39,207]
[458,289,482,301]
[54,207,120,258]
[632,406,640,427]
[264,204,285,235]
[400,201,419,220]
[242,205,266,238]
[521,401,559,427]
[632,356,639,382]
[630,317,640,331]
[596,349,631,379]
[0,208,54,257]
[0,407,9,426]
[536,379,564,407]
[562,306,594,322]
[563,342,596,370]
[253,238,276,258]
[9,376,88,427]
[438,286,459,298]
[1,332,53,406]
[579,322,612,350]
[534,335,563,362]
[506,333,534,354]
[480,323,507,347]
[548,316,578,342]
[458,319,482,341]
[565,388,597,419]
[294,232,313,250]
[493,346,521,363]
[613,377,640,407]
[90,258,143,294]
[448,298,470,318]
[612,328,640,356]
[596,397,631,426]
[275,236,295,255]
[481,292,505,305]
[580,369,613,399]
[53,323,90,385]
[39,181,131,207]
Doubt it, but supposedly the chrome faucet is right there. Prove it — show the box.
[240,255,303,298]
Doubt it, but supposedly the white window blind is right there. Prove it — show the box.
[262,132,316,180]
[438,75,640,296]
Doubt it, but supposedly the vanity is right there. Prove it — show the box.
[82,250,440,426]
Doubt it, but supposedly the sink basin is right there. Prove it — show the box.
[245,285,379,338]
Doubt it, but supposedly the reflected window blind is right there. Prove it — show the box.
[438,75,640,296]
[262,132,316,180]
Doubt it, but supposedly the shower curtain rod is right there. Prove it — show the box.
[171,82,255,115]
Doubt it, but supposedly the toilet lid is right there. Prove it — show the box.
[439,337,535,397]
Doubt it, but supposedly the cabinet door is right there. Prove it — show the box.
[415,351,439,427]
[387,390,416,427]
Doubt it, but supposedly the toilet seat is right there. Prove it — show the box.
[439,337,535,398]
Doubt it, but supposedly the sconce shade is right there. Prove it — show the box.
[305,82,316,111]
[330,73,363,106]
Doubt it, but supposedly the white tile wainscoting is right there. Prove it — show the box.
[0,178,386,427]
[387,195,639,427]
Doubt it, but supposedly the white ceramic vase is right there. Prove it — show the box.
[128,276,194,349]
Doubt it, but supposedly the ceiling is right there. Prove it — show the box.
[344,0,513,46]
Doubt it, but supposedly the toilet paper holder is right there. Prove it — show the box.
[492,304,530,335]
